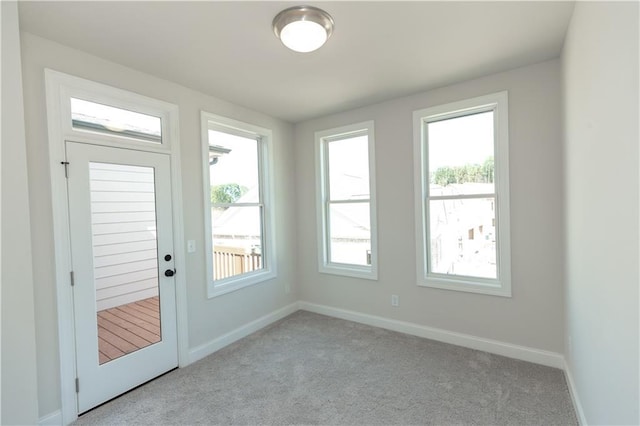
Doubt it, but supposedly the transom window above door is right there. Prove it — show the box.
[71,97,163,143]
[48,72,176,152]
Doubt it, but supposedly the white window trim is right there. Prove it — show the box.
[201,111,277,298]
[315,121,378,280]
[45,69,189,425]
[413,91,512,297]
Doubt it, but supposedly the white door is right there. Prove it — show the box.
[66,141,178,413]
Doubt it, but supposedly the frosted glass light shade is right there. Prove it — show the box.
[280,20,328,53]
[273,6,334,53]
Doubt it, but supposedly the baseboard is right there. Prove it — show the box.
[188,302,299,364]
[563,359,588,425]
[298,301,565,369]
[39,410,62,425]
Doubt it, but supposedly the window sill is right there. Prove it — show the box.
[207,269,276,298]
[319,263,378,281]
[419,275,511,297]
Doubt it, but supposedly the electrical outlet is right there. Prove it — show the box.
[391,295,399,307]
[187,240,196,253]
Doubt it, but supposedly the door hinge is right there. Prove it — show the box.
[70,271,75,287]
[61,161,69,178]
[75,377,79,393]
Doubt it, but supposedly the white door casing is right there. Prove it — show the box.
[45,69,188,424]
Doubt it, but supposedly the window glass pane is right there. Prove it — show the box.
[71,98,162,143]
[209,130,259,203]
[328,135,370,200]
[208,128,264,283]
[427,111,494,195]
[212,205,264,280]
[429,197,497,279]
[329,202,371,266]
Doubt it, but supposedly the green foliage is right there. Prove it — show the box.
[431,157,494,186]
[482,157,494,183]
[210,183,248,204]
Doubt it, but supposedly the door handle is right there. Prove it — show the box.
[164,269,176,277]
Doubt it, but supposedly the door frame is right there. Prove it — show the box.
[45,69,189,425]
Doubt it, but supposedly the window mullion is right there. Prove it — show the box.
[428,193,496,201]
[212,202,261,208]
[328,199,371,204]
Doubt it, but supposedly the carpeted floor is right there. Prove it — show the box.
[76,311,577,425]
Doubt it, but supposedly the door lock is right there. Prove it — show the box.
[164,269,176,277]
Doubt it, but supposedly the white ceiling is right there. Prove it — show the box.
[18,1,575,123]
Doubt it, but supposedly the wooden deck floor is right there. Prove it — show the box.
[97,296,161,364]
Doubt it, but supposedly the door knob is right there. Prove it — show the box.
[164,269,176,277]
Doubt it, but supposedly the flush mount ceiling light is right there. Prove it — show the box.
[273,5,334,53]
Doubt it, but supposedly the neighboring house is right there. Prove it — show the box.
[429,182,496,278]
[212,186,261,252]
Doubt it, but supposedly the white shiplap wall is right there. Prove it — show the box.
[89,162,159,310]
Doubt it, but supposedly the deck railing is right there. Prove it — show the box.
[213,245,262,280]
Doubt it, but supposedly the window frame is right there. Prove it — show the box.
[57,84,174,153]
[201,111,276,298]
[315,121,378,280]
[413,91,512,297]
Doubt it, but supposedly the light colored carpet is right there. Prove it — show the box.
[76,310,577,425]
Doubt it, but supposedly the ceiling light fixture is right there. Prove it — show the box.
[273,5,334,53]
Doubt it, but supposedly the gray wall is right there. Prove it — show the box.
[20,33,297,418]
[562,2,639,424]
[294,59,565,353]
[1,2,40,424]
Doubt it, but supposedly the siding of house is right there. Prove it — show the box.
[89,163,160,310]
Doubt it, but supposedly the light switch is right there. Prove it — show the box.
[187,240,196,253]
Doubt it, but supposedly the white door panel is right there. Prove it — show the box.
[66,142,178,413]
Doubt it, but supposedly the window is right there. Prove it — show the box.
[71,98,162,143]
[413,91,511,296]
[201,112,275,297]
[59,86,175,151]
[316,121,377,279]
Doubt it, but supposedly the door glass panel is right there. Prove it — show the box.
[89,162,161,364]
